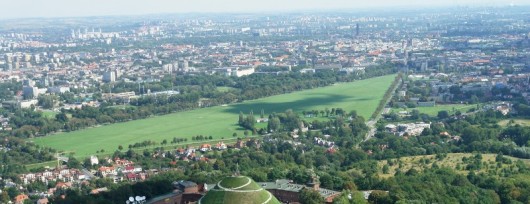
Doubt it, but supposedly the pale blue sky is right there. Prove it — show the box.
[2,0,528,19]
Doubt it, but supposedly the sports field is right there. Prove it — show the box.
[32,75,395,157]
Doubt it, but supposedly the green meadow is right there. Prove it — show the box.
[32,75,395,157]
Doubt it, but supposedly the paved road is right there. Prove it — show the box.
[82,168,96,179]
[363,107,390,142]
[361,76,401,143]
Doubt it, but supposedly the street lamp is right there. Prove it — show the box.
[126,196,146,204]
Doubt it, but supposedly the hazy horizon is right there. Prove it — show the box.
[2,0,529,19]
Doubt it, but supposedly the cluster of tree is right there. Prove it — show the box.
[7,109,63,138]
[375,108,530,160]
[362,132,450,160]
[128,140,158,149]
[191,135,214,141]
[513,103,530,117]
[378,168,501,203]
[299,188,325,204]
[0,80,22,101]
[302,108,349,118]
[448,85,485,104]
[170,137,188,144]
[238,111,256,130]
[0,137,57,181]
[273,110,301,132]
[38,95,59,109]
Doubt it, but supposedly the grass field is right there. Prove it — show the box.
[375,153,530,178]
[40,110,59,119]
[216,86,238,92]
[31,75,395,157]
[393,104,477,116]
[498,119,530,127]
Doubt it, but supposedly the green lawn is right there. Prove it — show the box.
[32,75,395,157]
[216,86,238,92]
[393,104,477,116]
[40,110,58,119]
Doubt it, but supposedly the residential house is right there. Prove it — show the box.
[185,147,196,156]
[98,166,116,177]
[200,144,211,152]
[215,142,227,150]
[176,148,186,155]
[122,165,135,174]
[14,194,29,204]
[90,156,99,165]
[55,182,73,189]
[114,158,134,166]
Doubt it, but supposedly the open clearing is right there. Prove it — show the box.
[375,153,530,179]
[39,110,58,119]
[393,104,477,116]
[32,75,395,157]
[498,119,530,127]
[216,86,238,92]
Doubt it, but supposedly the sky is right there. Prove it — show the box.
[2,0,529,19]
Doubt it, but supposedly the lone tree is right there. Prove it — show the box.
[238,111,244,125]
[437,110,450,119]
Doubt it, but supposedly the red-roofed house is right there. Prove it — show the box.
[126,173,137,182]
[98,166,116,177]
[122,165,135,174]
[215,142,227,150]
[56,182,73,189]
[14,194,29,204]
[200,144,211,152]
[176,148,185,155]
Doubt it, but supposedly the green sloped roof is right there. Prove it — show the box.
[199,176,281,204]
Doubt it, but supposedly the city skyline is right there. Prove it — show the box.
[2,0,528,19]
